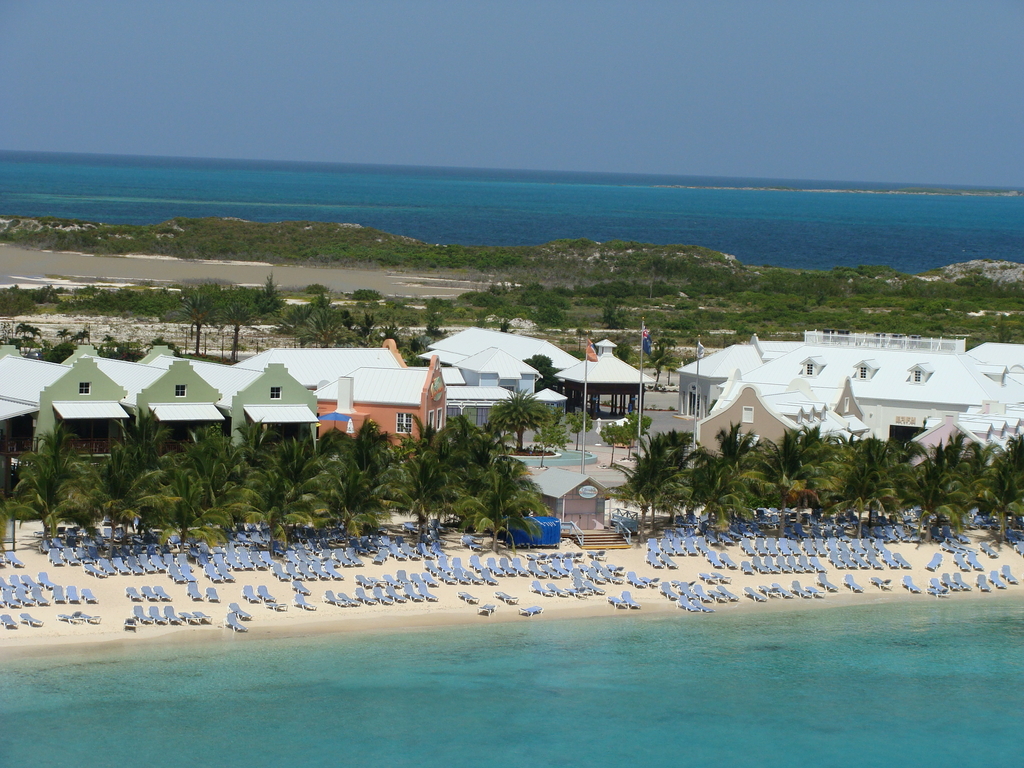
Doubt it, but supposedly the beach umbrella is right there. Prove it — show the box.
[319,412,354,433]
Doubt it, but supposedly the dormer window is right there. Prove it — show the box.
[853,360,879,380]
[801,357,826,377]
[908,363,934,384]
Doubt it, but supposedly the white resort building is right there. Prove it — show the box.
[684,330,1024,448]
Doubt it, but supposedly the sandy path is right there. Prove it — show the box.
[0,244,477,298]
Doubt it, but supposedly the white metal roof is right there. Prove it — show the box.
[235,348,403,388]
[150,403,225,422]
[742,342,1024,408]
[52,401,130,419]
[315,367,432,406]
[146,357,255,404]
[440,367,466,386]
[0,356,69,404]
[243,404,319,423]
[419,348,470,366]
[444,386,513,403]
[967,342,1024,372]
[88,356,165,405]
[353,367,431,406]
[534,388,568,403]
[0,397,37,420]
[557,356,654,385]
[678,344,764,378]
[530,468,602,499]
[455,348,539,378]
[426,327,579,370]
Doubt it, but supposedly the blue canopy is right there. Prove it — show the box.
[505,516,561,548]
[319,412,352,421]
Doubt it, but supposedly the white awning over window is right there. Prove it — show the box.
[243,404,319,424]
[53,401,130,419]
[151,403,224,422]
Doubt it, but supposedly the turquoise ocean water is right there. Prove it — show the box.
[2,599,1023,768]
[2,150,1023,273]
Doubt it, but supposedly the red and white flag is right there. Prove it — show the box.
[585,339,598,362]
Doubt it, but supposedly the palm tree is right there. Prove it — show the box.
[456,466,544,551]
[612,432,688,543]
[391,450,454,539]
[277,303,314,343]
[176,289,219,356]
[823,437,901,538]
[85,443,164,554]
[750,427,829,530]
[221,299,255,362]
[357,311,377,341]
[300,306,351,348]
[645,344,679,386]
[321,459,392,534]
[15,323,40,341]
[489,391,551,452]
[715,423,759,467]
[244,439,325,554]
[121,409,170,471]
[902,435,972,540]
[981,446,1024,543]
[173,427,246,522]
[11,424,91,537]
[154,470,230,549]
[687,453,750,531]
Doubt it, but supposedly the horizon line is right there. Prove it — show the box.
[2,147,1019,194]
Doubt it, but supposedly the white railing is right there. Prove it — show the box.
[803,330,965,354]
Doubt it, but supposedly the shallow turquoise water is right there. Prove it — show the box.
[2,599,1023,768]
[3,150,1023,272]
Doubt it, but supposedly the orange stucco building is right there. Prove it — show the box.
[316,355,446,442]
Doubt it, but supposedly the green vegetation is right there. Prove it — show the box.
[615,426,1024,543]
[5,215,1024,347]
[5,416,546,555]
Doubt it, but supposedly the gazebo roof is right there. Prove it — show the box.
[556,356,654,386]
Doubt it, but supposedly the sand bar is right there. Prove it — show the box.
[0,244,477,298]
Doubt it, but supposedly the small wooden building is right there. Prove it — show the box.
[530,468,607,531]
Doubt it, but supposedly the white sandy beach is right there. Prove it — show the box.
[2,521,1021,658]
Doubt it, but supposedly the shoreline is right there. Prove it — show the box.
[3,527,1021,661]
[0,585,991,661]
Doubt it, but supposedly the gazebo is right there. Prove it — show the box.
[556,340,654,417]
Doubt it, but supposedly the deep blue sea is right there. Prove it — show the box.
[2,150,1022,274]
[3,599,1023,768]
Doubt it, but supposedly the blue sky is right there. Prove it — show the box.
[1,1,1021,186]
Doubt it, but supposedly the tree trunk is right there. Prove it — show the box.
[194,323,202,356]
[637,505,649,546]
[231,325,241,363]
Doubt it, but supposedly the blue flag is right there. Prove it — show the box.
[642,328,652,356]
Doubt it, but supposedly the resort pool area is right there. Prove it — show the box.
[2,599,1023,768]
[514,449,597,467]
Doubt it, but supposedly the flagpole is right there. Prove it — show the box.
[580,348,589,474]
[694,336,702,421]
[637,319,645,452]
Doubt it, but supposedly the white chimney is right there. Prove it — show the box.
[336,376,354,413]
